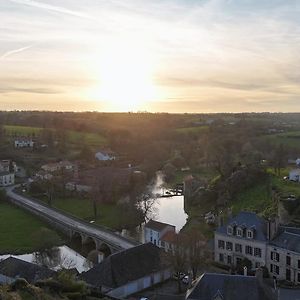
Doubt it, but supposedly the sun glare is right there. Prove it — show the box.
[88,43,158,112]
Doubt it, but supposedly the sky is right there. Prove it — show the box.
[1,0,300,113]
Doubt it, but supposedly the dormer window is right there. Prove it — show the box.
[247,229,253,239]
[227,225,233,235]
[236,227,243,237]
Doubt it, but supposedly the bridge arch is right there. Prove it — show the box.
[70,232,82,245]
[98,242,112,258]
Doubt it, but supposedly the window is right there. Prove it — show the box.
[298,273,300,283]
[150,236,153,242]
[160,241,165,247]
[227,226,233,235]
[236,228,243,237]
[218,240,225,249]
[270,264,279,275]
[227,255,232,265]
[298,260,300,269]
[254,248,262,258]
[247,230,253,239]
[219,253,224,263]
[286,269,291,281]
[154,239,157,245]
[255,262,261,268]
[226,242,233,251]
[235,243,242,253]
[286,256,291,266]
[245,246,253,255]
[271,251,280,262]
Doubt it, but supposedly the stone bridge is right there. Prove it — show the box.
[6,186,140,257]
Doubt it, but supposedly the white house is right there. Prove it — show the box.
[14,138,34,148]
[0,160,16,186]
[267,226,300,283]
[144,219,176,248]
[289,169,300,182]
[81,243,171,298]
[214,212,269,269]
[41,160,76,173]
[0,172,15,186]
[95,151,115,161]
[214,211,300,284]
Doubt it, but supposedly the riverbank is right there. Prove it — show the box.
[0,200,63,254]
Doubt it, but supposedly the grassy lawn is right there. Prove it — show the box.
[0,201,62,254]
[231,180,276,218]
[68,130,107,148]
[4,125,42,135]
[39,197,122,230]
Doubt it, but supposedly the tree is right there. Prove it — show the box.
[166,234,187,293]
[270,144,286,176]
[137,190,157,223]
[185,229,209,280]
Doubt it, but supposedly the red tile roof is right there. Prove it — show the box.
[161,231,177,243]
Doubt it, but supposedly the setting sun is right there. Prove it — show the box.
[88,43,159,112]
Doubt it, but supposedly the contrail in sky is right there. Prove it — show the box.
[8,0,94,20]
[0,45,33,60]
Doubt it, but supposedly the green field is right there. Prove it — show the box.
[264,131,300,148]
[0,201,62,254]
[4,125,42,136]
[4,125,107,148]
[38,197,122,230]
[232,181,275,217]
[68,130,107,148]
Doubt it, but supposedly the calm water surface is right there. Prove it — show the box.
[150,171,187,231]
[0,245,90,273]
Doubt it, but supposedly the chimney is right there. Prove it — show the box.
[218,215,224,227]
[243,266,248,276]
[267,216,280,240]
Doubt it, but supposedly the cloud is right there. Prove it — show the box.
[0,86,61,94]
[0,45,33,60]
[8,0,94,20]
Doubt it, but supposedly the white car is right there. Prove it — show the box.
[182,275,190,284]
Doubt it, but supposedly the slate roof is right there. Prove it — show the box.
[145,220,175,232]
[81,243,168,288]
[215,211,268,242]
[186,273,272,300]
[0,257,55,283]
[161,231,177,243]
[269,228,300,253]
[278,288,300,300]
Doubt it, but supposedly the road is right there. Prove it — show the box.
[6,186,138,250]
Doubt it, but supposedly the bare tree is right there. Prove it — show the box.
[185,229,209,280]
[166,234,187,294]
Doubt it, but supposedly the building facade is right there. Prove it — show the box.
[214,212,268,269]
[214,211,300,284]
[144,219,176,248]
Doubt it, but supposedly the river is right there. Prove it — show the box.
[0,245,90,273]
[148,171,187,231]
[0,172,187,273]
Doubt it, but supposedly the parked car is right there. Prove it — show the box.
[182,275,190,284]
